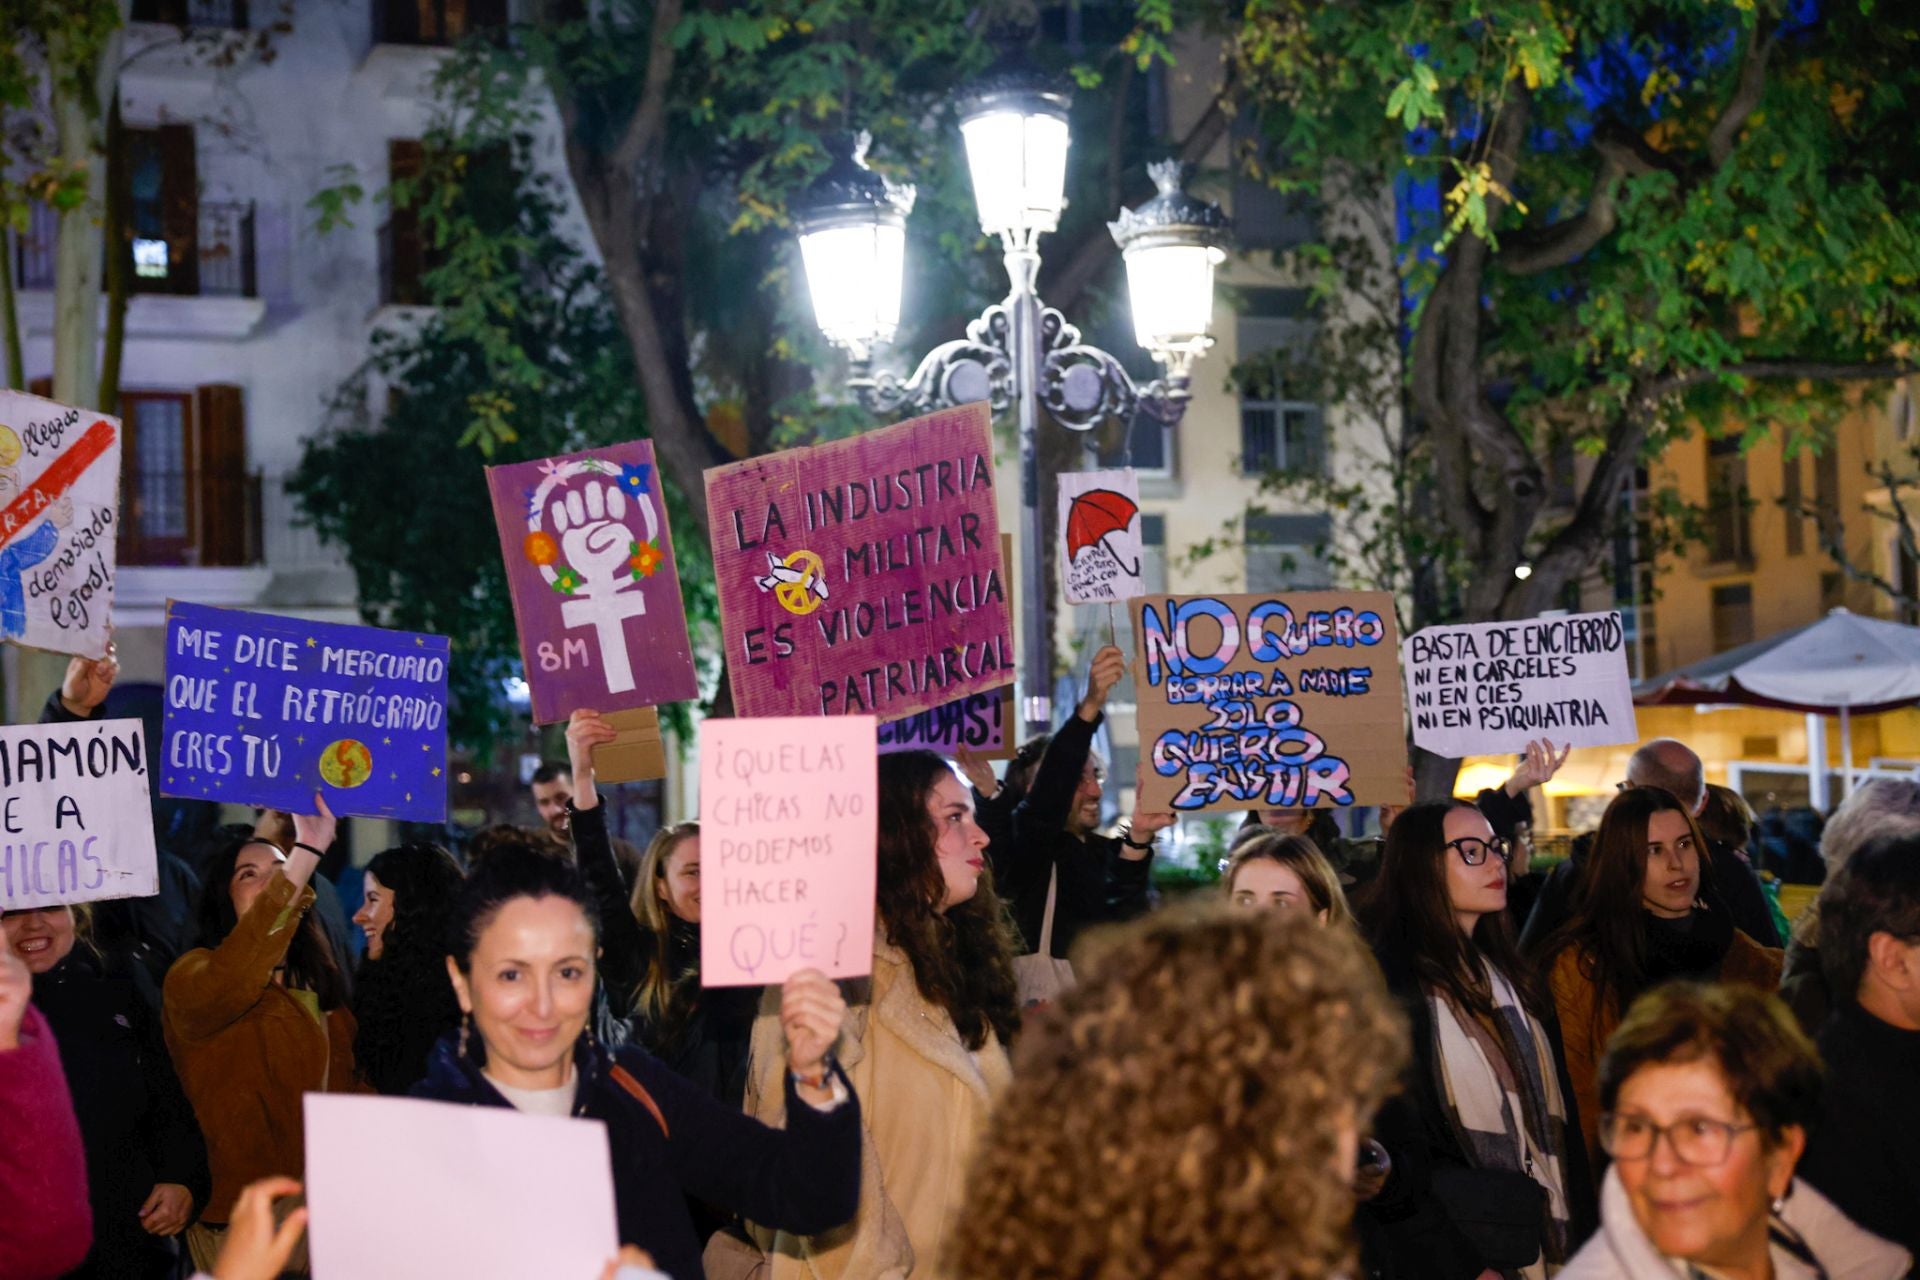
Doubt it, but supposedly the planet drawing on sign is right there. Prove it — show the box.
[319,739,373,788]
[1064,488,1140,574]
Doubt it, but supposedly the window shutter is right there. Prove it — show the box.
[194,384,248,566]
[28,376,50,398]
[159,123,199,295]
[386,139,426,305]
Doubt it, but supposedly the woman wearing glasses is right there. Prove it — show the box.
[1564,982,1907,1279]
[1356,801,1594,1280]
[1534,787,1783,1169]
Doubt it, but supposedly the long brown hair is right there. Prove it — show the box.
[628,821,700,1026]
[198,831,349,1011]
[1357,800,1543,1017]
[877,751,1019,1050]
[1535,786,1707,1028]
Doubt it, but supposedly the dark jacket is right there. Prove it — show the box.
[995,710,1153,958]
[1359,937,1598,1280]
[32,949,209,1278]
[1520,832,1782,953]
[1798,1001,1920,1260]
[1779,921,1830,1038]
[411,1031,861,1280]
[572,800,750,1098]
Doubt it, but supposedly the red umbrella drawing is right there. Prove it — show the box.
[1064,488,1141,575]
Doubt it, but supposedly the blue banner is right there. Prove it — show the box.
[161,602,450,821]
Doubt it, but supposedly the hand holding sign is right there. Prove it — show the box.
[1503,738,1570,795]
[211,1177,308,1280]
[1079,644,1126,723]
[60,645,118,717]
[779,967,847,1092]
[565,709,621,811]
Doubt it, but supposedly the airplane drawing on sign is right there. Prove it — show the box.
[753,552,829,602]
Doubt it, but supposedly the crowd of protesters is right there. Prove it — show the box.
[4,643,1919,1280]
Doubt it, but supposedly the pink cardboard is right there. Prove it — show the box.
[700,715,878,986]
[703,402,1013,721]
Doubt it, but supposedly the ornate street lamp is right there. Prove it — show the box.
[795,73,1230,736]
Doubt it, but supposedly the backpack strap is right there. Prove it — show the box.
[609,1063,670,1140]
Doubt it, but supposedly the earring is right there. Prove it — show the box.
[1771,1193,1787,1216]
[457,1011,472,1059]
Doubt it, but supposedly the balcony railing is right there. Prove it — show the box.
[374,0,508,46]
[14,199,257,298]
[131,0,249,27]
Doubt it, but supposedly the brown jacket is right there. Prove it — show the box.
[163,870,360,1222]
[1550,928,1782,1166]
[744,941,1010,1280]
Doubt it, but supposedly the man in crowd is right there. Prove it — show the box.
[1797,833,1920,1259]
[529,760,644,889]
[1519,737,1781,948]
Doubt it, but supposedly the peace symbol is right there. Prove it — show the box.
[775,549,827,616]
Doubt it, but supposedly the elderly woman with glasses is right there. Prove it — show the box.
[1532,787,1783,1170]
[1563,982,1908,1279]
[1355,801,1594,1280]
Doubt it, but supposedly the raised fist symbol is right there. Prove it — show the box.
[552,481,634,595]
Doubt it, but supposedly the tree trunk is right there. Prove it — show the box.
[47,17,124,410]
[99,90,130,418]
[0,228,23,391]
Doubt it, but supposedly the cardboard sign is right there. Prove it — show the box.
[486,440,698,724]
[161,602,450,821]
[1131,591,1407,813]
[1406,610,1638,757]
[1058,468,1144,604]
[592,706,667,784]
[305,1094,619,1280]
[0,390,121,658]
[0,718,157,910]
[700,715,877,986]
[877,686,1012,760]
[704,402,1013,721]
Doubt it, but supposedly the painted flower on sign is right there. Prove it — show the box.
[523,531,559,566]
[617,463,653,498]
[629,540,663,579]
[551,566,583,593]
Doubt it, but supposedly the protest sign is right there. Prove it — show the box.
[486,440,698,724]
[1405,610,1637,757]
[700,715,877,986]
[877,686,1012,760]
[1131,590,1407,814]
[0,390,121,658]
[704,402,1012,721]
[592,706,667,784]
[305,1094,619,1280]
[0,718,156,910]
[161,602,450,821]
[1058,468,1144,604]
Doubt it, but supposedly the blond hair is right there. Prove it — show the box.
[1224,832,1354,927]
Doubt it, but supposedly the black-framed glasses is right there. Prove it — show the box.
[1445,836,1510,866]
[1599,1112,1759,1166]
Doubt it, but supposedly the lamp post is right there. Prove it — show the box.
[794,71,1229,738]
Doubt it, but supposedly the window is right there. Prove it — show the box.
[1236,300,1322,478]
[1711,582,1754,651]
[377,0,508,45]
[1140,513,1167,595]
[131,0,247,28]
[118,386,255,567]
[1782,452,1805,556]
[1245,513,1332,591]
[1705,435,1751,564]
[122,125,199,296]
[381,140,434,306]
[1228,113,1314,252]
[1240,402,1324,476]
[1814,447,1843,542]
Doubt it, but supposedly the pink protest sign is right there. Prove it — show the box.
[703,402,1013,721]
[486,441,698,724]
[700,715,877,986]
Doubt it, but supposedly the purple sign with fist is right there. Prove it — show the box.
[486,441,699,724]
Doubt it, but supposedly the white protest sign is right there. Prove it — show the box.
[700,715,877,986]
[0,718,156,910]
[1058,468,1145,604]
[305,1094,619,1280]
[1405,610,1638,758]
[0,390,121,658]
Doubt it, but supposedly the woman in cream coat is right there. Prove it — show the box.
[742,749,1021,1279]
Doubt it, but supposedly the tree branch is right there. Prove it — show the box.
[1649,359,1920,399]
[1707,19,1779,168]
[610,0,682,178]
[1496,122,1674,275]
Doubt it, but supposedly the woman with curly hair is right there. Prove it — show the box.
[350,842,466,1095]
[1356,800,1595,1280]
[741,748,1021,1279]
[952,908,1406,1280]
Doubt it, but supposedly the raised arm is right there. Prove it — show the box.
[564,710,650,1017]
[1013,645,1124,836]
[164,863,319,1042]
